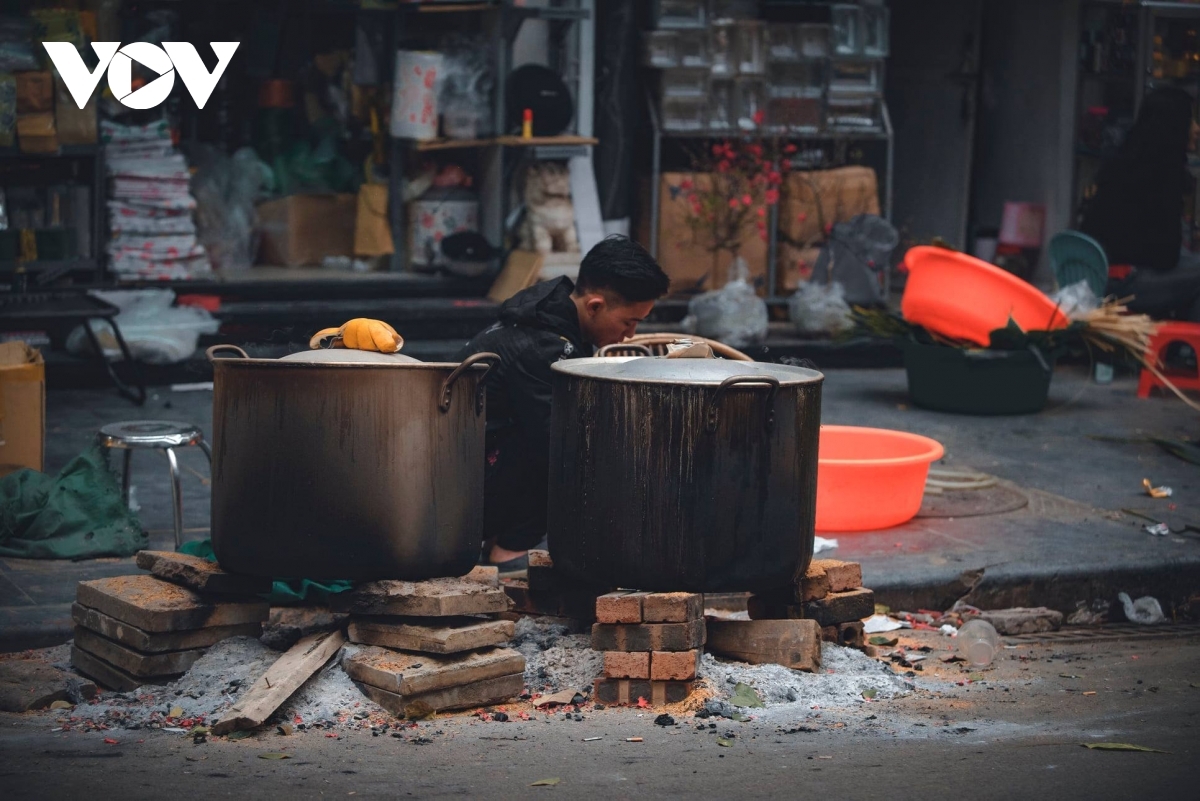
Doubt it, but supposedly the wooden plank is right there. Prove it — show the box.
[134,550,272,596]
[495,135,599,147]
[211,630,346,736]
[70,646,178,692]
[332,577,511,618]
[72,603,261,653]
[462,565,500,587]
[356,672,525,718]
[705,619,822,673]
[73,627,207,678]
[76,575,270,634]
[343,646,525,697]
[347,616,514,655]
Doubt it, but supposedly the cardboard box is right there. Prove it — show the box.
[776,166,880,292]
[17,113,59,154]
[637,172,769,297]
[256,193,357,266]
[0,342,45,476]
[55,73,97,146]
[15,71,53,113]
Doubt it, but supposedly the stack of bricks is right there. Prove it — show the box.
[501,550,608,623]
[334,568,528,718]
[746,559,871,649]
[592,591,705,706]
[70,551,272,691]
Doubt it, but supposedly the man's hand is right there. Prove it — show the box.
[309,318,404,353]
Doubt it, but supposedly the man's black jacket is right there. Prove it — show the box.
[459,276,590,451]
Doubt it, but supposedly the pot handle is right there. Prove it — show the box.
[440,352,501,415]
[597,343,653,358]
[206,344,249,362]
[706,375,780,433]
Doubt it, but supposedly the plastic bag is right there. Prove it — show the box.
[191,145,269,272]
[1049,279,1099,318]
[788,280,854,335]
[811,214,899,305]
[681,256,768,348]
[66,289,219,365]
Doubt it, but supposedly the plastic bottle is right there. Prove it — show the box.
[956,619,1000,666]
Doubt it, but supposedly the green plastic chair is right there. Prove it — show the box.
[1048,230,1108,297]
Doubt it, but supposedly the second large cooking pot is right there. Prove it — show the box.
[207,346,498,581]
[547,356,823,593]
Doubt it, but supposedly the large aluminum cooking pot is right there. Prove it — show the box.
[547,356,823,593]
[207,345,499,581]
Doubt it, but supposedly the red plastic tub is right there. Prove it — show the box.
[901,246,1069,347]
[816,425,944,532]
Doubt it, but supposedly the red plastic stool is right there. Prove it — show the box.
[1138,321,1200,398]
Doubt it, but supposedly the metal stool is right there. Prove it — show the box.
[97,421,212,550]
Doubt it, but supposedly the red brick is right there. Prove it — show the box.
[603,651,649,679]
[595,592,644,624]
[820,625,838,643]
[797,563,832,602]
[590,620,706,652]
[650,649,700,681]
[809,559,863,593]
[641,592,704,623]
[592,678,692,706]
[527,550,553,569]
[837,621,865,649]
[801,588,874,627]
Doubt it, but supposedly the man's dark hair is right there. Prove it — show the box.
[574,235,671,303]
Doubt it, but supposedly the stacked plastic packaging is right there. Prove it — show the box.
[103,119,208,279]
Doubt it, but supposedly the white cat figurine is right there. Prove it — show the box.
[520,162,579,254]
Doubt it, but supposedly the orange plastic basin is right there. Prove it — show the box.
[815,425,944,532]
[900,246,1069,347]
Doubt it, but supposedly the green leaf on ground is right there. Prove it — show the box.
[729,682,764,709]
[874,604,891,615]
[258,752,291,759]
[1082,742,1169,753]
[717,738,734,748]
[49,700,72,710]
[868,636,898,646]
[530,778,560,786]
[169,706,184,719]
[862,688,878,700]
[226,730,253,740]
[730,712,751,722]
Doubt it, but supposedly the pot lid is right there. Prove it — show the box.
[279,349,424,365]
[552,356,823,386]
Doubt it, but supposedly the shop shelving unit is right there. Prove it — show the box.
[0,145,106,283]
[388,0,597,271]
[643,0,895,300]
[1073,0,1200,236]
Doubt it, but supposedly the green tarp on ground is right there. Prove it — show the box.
[0,445,147,560]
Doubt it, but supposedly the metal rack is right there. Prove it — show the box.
[0,145,106,283]
[645,97,894,300]
[387,0,597,271]
[1073,0,1200,228]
